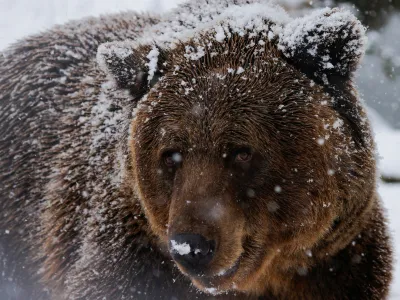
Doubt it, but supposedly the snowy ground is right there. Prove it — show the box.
[1,0,400,298]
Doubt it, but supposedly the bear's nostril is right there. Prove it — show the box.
[169,233,215,274]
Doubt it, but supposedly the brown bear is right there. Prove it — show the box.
[0,0,393,299]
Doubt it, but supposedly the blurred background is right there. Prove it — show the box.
[0,0,399,297]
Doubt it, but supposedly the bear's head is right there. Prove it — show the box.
[98,7,374,295]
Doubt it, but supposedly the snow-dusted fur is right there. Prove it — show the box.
[0,11,163,299]
[0,0,393,299]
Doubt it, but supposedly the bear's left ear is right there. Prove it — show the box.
[97,41,168,91]
[278,8,367,85]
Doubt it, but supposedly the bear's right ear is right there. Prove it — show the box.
[278,8,367,85]
[97,41,167,91]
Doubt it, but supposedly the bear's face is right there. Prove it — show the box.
[129,39,349,293]
[97,7,369,295]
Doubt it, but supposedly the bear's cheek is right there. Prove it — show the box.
[132,167,174,240]
[140,199,170,242]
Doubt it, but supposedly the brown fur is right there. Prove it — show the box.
[128,34,392,299]
[0,2,392,299]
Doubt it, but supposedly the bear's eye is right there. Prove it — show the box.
[234,148,253,163]
[163,151,183,168]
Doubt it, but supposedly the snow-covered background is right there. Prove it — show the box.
[1,0,399,298]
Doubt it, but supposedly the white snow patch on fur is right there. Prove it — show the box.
[136,0,290,54]
[237,66,245,74]
[146,46,160,82]
[203,287,222,295]
[279,8,364,55]
[278,7,367,72]
[170,240,191,255]
[123,1,291,68]
[96,40,135,75]
[215,25,226,42]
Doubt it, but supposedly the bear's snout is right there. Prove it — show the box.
[169,233,215,275]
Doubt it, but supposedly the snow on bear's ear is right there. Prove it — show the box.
[278,8,367,85]
[97,41,167,90]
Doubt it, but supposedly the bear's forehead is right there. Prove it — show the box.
[149,51,309,114]
[139,62,317,150]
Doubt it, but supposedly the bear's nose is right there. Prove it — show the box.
[169,233,215,275]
